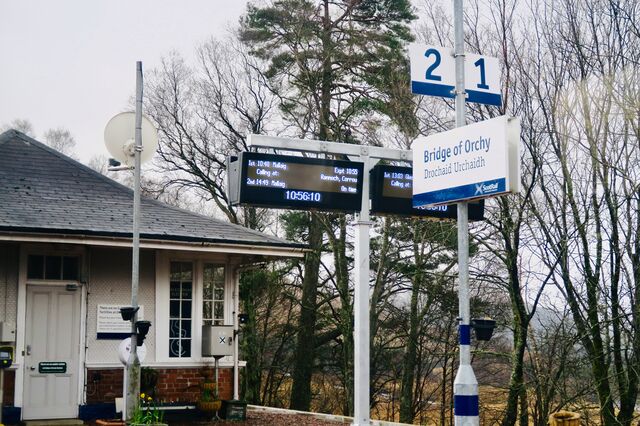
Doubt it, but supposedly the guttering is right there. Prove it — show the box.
[0,231,306,259]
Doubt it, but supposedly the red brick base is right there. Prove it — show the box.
[86,367,232,404]
[86,369,123,404]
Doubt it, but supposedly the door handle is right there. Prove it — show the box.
[30,366,35,371]
[26,345,31,356]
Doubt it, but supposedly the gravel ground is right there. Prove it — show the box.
[172,410,345,426]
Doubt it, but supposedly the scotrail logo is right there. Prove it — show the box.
[475,181,499,195]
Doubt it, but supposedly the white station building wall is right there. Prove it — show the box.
[85,247,156,367]
[0,243,19,342]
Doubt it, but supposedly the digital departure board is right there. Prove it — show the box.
[370,165,484,220]
[228,152,364,212]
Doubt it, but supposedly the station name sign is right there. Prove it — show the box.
[228,152,364,212]
[370,165,484,220]
[412,116,520,207]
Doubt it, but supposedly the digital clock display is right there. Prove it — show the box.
[370,165,484,220]
[285,190,322,202]
[228,152,364,212]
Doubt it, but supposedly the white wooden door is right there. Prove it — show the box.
[23,285,81,419]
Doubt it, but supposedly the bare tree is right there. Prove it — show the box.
[1,118,35,136]
[413,1,640,425]
[43,127,77,158]
[526,305,593,426]
[145,38,276,226]
[522,0,640,424]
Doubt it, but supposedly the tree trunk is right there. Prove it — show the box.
[440,356,448,426]
[241,208,263,404]
[289,213,323,411]
[333,216,354,416]
[399,278,419,424]
[241,270,264,404]
[370,219,391,356]
[400,233,423,424]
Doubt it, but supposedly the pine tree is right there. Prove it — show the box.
[241,0,415,413]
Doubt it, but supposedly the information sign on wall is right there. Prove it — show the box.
[412,116,520,207]
[370,165,484,220]
[228,152,364,212]
[97,305,144,339]
[409,43,502,106]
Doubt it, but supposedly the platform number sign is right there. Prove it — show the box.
[424,48,443,81]
[409,44,502,106]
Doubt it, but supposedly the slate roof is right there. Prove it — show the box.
[0,130,304,250]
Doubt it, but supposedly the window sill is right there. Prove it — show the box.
[85,360,246,369]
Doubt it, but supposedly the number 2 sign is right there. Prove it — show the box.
[409,43,502,106]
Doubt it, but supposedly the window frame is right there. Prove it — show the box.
[202,263,226,327]
[155,251,231,364]
[26,253,81,282]
[168,261,194,358]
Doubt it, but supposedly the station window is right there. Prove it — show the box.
[27,255,79,281]
[203,264,225,325]
[169,261,193,358]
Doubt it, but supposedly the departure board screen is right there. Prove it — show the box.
[228,152,364,212]
[370,165,484,220]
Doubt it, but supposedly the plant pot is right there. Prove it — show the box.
[471,318,496,341]
[197,399,222,413]
[221,400,247,421]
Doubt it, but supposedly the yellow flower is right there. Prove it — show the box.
[147,396,152,402]
[140,393,146,399]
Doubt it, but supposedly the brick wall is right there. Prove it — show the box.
[86,369,123,404]
[2,369,14,405]
[86,367,232,404]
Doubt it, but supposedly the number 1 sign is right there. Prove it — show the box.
[409,43,502,106]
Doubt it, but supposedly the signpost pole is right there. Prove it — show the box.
[452,1,479,425]
[353,153,371,426]
[125,61,143,421]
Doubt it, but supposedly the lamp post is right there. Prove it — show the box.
[104,62,158,421]
[124,60,144,421]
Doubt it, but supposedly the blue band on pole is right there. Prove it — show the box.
[454,394,479,416]
[459,324,471,345]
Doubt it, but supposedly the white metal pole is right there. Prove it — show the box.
[452,1,479,425]
[125,61,143,421]
[353,154,371,426]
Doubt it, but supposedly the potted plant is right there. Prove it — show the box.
[130,393,167,426]
[197,367,221,416]
[197,386,222,413]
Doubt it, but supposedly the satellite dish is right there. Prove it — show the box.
[104,112,158,167]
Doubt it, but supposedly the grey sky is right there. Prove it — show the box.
[0,0,250,162]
